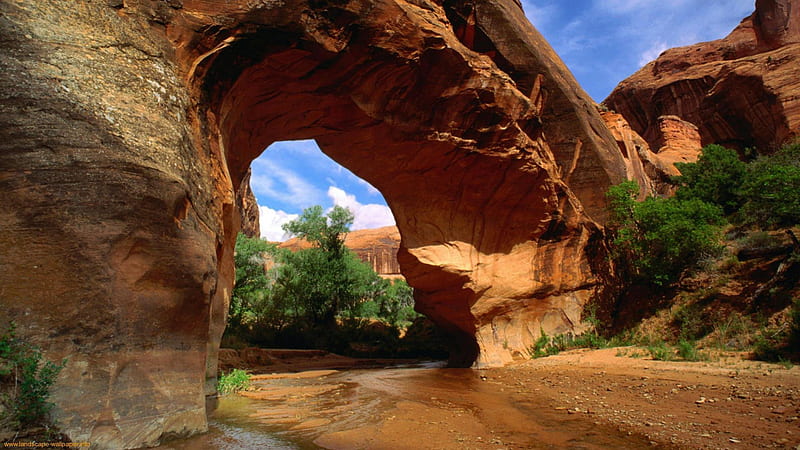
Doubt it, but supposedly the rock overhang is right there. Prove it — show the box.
[1,0,633,447]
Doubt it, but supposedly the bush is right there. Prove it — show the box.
[735,231,781,252]
[740,143,800,228]
[528,331,555,359]
[647,341,674,361]
[674,144,747,215]
[217,369,251,395]
[528,329,608,359]
[677,339,703,361]
[606,181,726,286]
[0,323,65,429]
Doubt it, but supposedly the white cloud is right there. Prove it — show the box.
[258,206,298,242]
[249,159,324,209]
[327,186,395,231]
[638,41,669,66]
[521,1,559,30]
[356,178,381,196]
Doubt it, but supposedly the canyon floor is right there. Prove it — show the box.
[180,348,800,449]
[485,348,800,449]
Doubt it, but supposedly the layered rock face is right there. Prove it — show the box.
[605,0,800,152]
[236,169,261,238]
[601,112,702,196]
[280,226,403,278]
[1,0,630,447]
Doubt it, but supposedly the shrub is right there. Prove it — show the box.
[217,369,251,395]
[647,341,674,361]
[606,181,726,286]
[735,231,780,251]
[739,143,800,228]
[0,323,65,429]
[674,144,747,215]
[528,329,608,359]
[712,313,753,350]
[528,331,554,359]
[677,339,702,361]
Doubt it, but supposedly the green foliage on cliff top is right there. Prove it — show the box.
[674,144,747,215]
[739,142,800,228]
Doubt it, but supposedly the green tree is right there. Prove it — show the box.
[282,205,354,257]
[273,247,379,325]
[740,142,800,228]
[277,205,377,325]
[1,323,65,429]
[377,279,418,326]
[230,233,281,330]
[606,182,725,286]
[674,144,747,215]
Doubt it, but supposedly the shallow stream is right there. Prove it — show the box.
[159,362,654,449]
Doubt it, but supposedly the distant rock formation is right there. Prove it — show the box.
[280,226,403,278]
[601,112,702,196]
[605,0,800,152]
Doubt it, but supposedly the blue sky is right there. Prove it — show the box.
[253,0,755,240]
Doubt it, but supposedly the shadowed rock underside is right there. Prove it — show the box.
[0,0,632,447]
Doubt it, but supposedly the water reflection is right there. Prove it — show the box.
[160,362,655,449]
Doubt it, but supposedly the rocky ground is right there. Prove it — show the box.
[485,348,800,449]
[209,347,800,449]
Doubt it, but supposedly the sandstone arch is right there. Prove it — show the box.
[0,0,628,446]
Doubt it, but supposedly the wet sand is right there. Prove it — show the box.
[161,349,799,449]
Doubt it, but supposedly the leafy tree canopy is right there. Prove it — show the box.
[282,205,354,256]
[674,144,747,215]
[740,142,800,228]
[606,181,725,286]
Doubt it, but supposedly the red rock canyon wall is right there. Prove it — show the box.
[0,0,632,447]
[605,0,800,152]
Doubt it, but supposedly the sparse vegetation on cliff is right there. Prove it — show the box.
[0,323,64,433]
[604,141,800,362]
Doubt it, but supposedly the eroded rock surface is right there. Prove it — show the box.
[280,226,403,278]
[605,0,800,152]
[1,0,630,447]
[236,169,261,238]
[601,112,702,196]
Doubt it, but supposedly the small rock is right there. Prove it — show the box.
[695,397,706,404]
[729,438,741,443]
[772,406,790,415]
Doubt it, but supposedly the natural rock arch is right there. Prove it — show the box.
[1,0,630,447]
